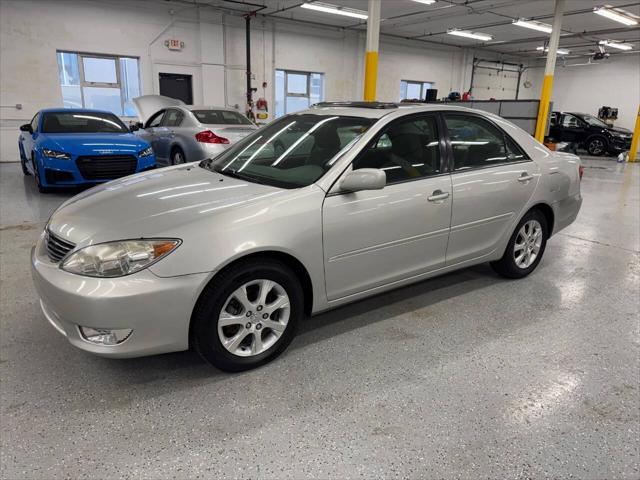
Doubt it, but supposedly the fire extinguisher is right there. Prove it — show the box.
[256,97,268,112]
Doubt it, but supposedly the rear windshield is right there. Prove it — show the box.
[41,112,128,134]
[192,110,252,126]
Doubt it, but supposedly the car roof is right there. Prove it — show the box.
[182,105,242,113]
[38,108,115,115]
[305,102,487,119]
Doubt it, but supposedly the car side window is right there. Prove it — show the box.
[147,111,165,128]
[162,109,183,127]
[444,114,526,171]
[30,113,39,132]
[353,115,441,184]
[561,114,580,128]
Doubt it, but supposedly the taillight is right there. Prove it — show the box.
[195,130,229,144]
[579,165,584,180]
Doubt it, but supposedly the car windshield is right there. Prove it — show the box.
[201,114,374,189]
[580,114,607,128]
[41,112,128,134]
[192,110,253,125]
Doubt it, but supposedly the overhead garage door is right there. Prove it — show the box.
[471,64,520,100]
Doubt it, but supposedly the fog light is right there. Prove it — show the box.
[79,327,133,345]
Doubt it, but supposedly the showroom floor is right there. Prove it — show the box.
[1,157,638,479]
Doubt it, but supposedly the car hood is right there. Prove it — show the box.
[132,95,185,123]
[43,133,150,156]
[608,126,632,135]
[47,163,284,245]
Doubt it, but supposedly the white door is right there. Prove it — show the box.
[323,114,452,300]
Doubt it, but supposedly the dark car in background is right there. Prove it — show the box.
[549,111,633,156]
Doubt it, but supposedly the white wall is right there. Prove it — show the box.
[520,54,640,131]
[0,0,476,162]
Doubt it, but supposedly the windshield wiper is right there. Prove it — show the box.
[211,167,268,186]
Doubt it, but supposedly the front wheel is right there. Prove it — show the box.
[586,136,607,156]
[171,147,186,165]
[491,210,548,279]
[191,259,303,372]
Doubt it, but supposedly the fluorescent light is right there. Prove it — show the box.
[447,29,493,42]
[411,0,436,4]
[513,19,553,34]
[599,40,633,50]
[594,6,638,26]
[537,46,570,55]
[300,2,368,20]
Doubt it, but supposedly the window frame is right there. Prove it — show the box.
[275,69,325,117]
[145,110,166,129]
[440,111,531,174]
[56,50,141,117]
[400,80,435,101]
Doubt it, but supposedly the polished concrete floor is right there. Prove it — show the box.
[1,158,638,479]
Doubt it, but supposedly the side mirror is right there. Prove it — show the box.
[20,124,33,134]
[130,123,140,132]
[340,168,386,193]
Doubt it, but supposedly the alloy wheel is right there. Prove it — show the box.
[217,279,290,357]
[589,139,604,155]
[173,151,184,164]
[513,220,543,269]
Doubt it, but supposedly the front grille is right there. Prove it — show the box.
[76,155,137,181]
[46,230,76,263]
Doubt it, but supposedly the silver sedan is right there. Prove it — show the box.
[31,102,582,371]
[133,95,257,165]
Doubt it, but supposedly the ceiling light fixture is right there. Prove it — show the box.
[447,29,493,42]
[537,46,570,55]
[599,39,633,50]
[300,2,368,20]
[513,19,553,34]
[593,6,638,26]
[411,0,436,4]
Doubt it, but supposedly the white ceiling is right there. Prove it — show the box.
[195,0,640,60]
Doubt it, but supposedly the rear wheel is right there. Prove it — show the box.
[191,259,303,372]
[171,147,186,165]
[586,136,607,156]
[491,209,548,279]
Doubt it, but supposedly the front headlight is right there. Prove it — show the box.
[138,146,154,157]
[61,239,180,277]
[42,148,71,160]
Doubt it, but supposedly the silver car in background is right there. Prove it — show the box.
[31,102,582,372]
[133,95,257,165]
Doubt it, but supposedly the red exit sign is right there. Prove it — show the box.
[165,39,184,51]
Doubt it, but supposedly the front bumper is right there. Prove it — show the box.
[30,236,209,358]
[40,154,156,187]
[609,137,632,153]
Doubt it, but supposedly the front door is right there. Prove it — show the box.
[323,114,452,301]
[159,73,193,105]
[559,113,586,143]
[442,113,539,265]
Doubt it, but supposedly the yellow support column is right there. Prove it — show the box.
[363,0,381,102]
[629,105,640,162]
[534,0,565,142]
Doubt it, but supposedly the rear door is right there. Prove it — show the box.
[559,113,586,143]
[322,113,452,300]
[443,113,539,265]
[154,108,184,160]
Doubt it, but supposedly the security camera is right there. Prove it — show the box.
[593,45,610,60]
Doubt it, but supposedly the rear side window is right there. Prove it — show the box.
[162,109,183,127]
[444,114,526,171]
[354,115,441,184]
[192,110,252,125]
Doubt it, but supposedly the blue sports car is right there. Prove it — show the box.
[19,108,156,192]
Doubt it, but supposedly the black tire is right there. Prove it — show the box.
[586,136,607,156]
[171,147,186,165]
[32,154,50,193]
[20,146,30,175]
[191,258,303,372]
[491,209,548,279]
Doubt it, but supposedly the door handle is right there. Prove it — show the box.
[517,173,534,183]
[428,190,450,202]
